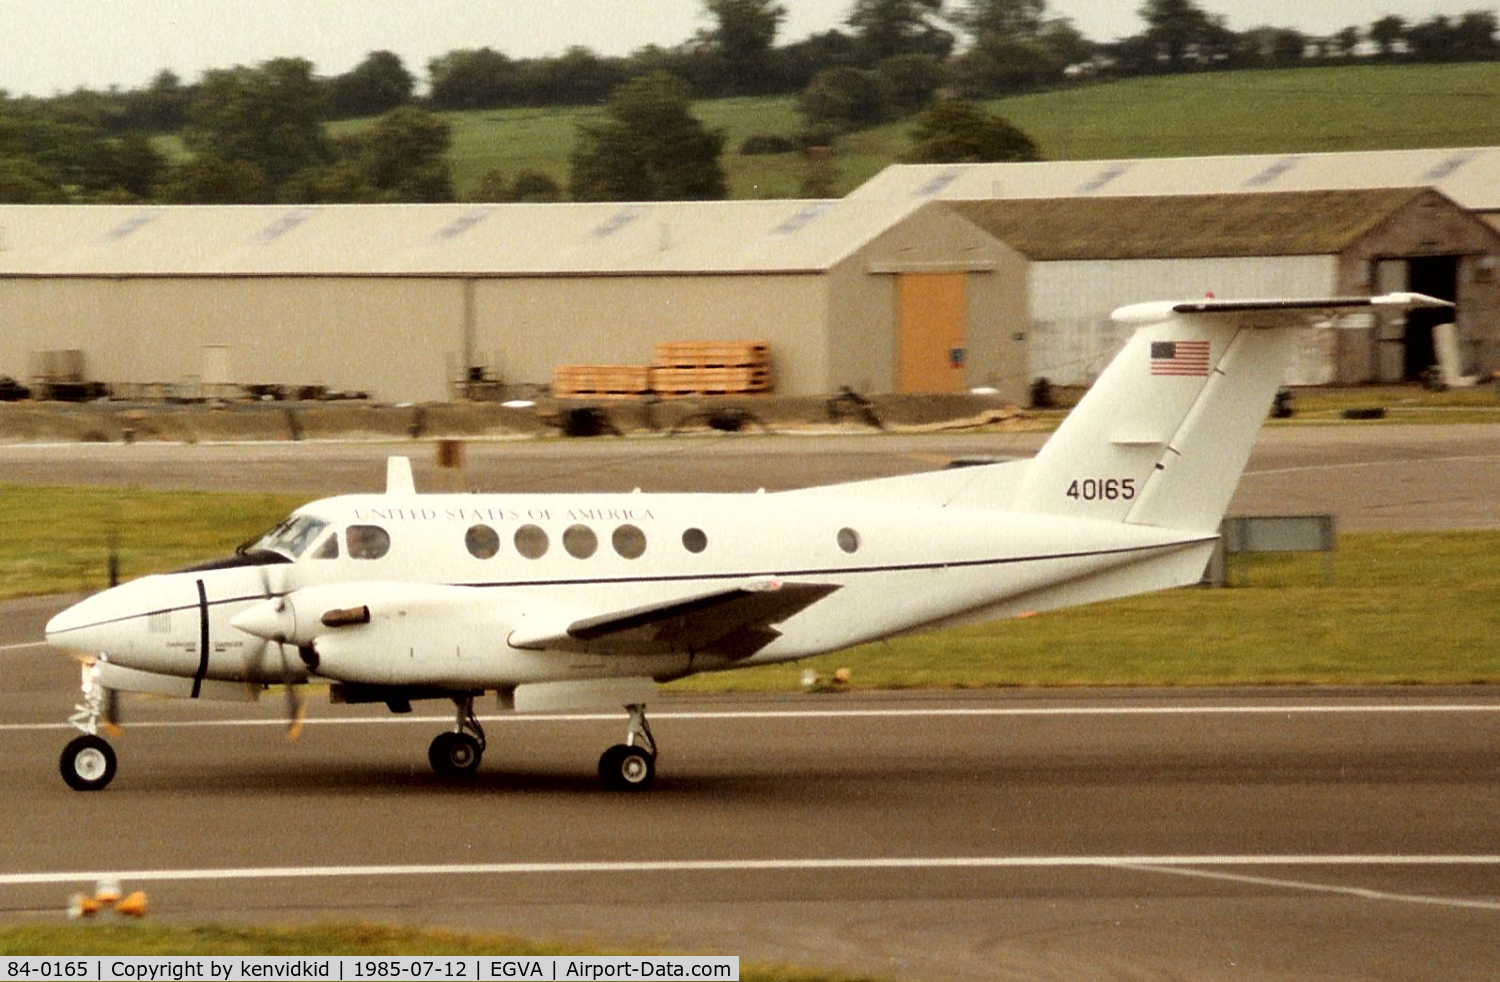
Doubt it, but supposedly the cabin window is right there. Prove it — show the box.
[465,524,500,560]
[837,528,861,554]
[346,525,391,560]
[563,524,598,559]
[613,524,647,559]
[514,524,549,559]
[682,528,708,554]
[310,534,340,560]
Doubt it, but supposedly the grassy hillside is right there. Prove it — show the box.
[321,62,1500,200]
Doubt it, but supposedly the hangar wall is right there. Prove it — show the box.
[471,274,828,396]
[825,203,1029,401]
[1027,256,1338,385]
[0,277,461,402]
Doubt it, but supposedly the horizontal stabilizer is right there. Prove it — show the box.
[1114,292,1451,328]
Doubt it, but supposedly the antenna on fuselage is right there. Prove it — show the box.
[386,456,415,495]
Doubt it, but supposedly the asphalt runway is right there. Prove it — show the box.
[1,422,1499,530]
[3,598,1500,980]
[3,427,1500,978]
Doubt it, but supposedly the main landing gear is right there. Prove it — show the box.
[598,703,657,791]
[60,660,117,792]
[428,694,486,777]
[423,698,659,791]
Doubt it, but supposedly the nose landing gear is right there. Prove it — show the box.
[60,660,117,791]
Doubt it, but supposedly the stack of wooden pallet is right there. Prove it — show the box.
[651,341,771,397]
[552,364,653,400]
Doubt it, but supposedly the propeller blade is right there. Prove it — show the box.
[107,532,120,589]
[102,687,122,737]
[277,639,304,743]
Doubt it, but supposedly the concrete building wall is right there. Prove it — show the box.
[0,277,461,402]
[471,274,829,395]
[1028,256,1337,386]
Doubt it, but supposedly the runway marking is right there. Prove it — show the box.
[1116,862,1500,912]
[2,855,1498,889]
[1244,452,1500,477]
[4,703,1500,733]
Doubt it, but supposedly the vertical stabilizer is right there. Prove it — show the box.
[984,294,1451,533]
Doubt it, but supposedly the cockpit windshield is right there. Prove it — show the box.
[243,515,331,560]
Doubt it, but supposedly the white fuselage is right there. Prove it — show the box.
[45,487,1205,691]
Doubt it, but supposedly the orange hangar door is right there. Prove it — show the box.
[896,272,967,394]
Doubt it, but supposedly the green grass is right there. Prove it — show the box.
[0,485,302,597]
[0,924,870,980]
[6,483,1499,688]
[312,62,1500,199]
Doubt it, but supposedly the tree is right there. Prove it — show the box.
[330,51,414,118]
[949,35,1062,95]
[798,67,885,132]
[182,58,330,189]
[950,0,1047,42]
[158,156,269,203]
[1452,11,1500,60]
[904,99,1039,162]
[128,70,193,131]
[569,72,727,201]
[701,0,787,93]
[1405,15,1455,61]
[347,106,454,201]
[1370,15,1406,58]
[1268,28,1307,67]
[846,0,951,63]
[874,53,944,114]
[1137,0,1217,69]
[428,48,519,110]
[1332,26,1362,59]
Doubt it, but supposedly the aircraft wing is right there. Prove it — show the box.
[508,580,840,658]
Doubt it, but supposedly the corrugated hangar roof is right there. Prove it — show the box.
[948,188,1436,261]
[0,198,916,277]
[850,147,1500,214]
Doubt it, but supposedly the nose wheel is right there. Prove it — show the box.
[428,693,486,777]
[599,703,657,791]
[61,734,117,791]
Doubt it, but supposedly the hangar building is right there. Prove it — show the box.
[947,188,1500,385]
[858,147,1500,385]
[0,200,1028,404]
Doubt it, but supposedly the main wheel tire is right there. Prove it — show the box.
[428,732,482,776]
[599,743,655,791]
[60,734,116,791]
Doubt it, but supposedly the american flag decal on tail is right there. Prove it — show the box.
[1150,340,1211,376]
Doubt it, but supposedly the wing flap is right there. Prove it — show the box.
[508,580,839,656]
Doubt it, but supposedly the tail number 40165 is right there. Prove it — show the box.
[1067,478,1136,501]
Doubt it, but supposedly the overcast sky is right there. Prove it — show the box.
[0,1,1493,97]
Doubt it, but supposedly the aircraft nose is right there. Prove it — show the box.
[45,592,121,653]
[230,598,295,642]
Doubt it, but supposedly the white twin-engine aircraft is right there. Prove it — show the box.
[45,293,1447,792]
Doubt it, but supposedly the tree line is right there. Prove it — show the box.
[1,0,1496,206]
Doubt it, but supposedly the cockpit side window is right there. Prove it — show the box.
[310,533,340,560]
[249,515,331,560]
[347,524,391,560]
